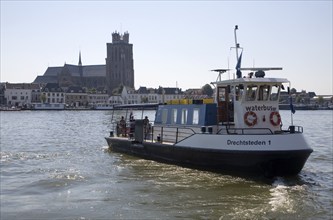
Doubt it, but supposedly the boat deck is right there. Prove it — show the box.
[110,135,175,145]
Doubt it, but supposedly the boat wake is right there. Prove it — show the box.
[269,177,307,213]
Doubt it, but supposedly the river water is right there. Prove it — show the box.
[0,110,332,219]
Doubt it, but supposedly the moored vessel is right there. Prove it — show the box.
[33,103,65,110]
[105,26,313,177]
[93,104,114,110]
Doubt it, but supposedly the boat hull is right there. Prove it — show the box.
[105,137,312,177]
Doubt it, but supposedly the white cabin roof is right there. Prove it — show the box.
[214,77,290,86]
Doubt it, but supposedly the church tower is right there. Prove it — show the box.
[106,31,134,95]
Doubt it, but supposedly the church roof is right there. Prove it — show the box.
[64,64,105,77]
[33,63,106,84]
[33,75,58,83]
[137,86,148,94]
[83,65,106,77]
[33,66,62,83]
[44,66,63,76]
[42,83,63,92]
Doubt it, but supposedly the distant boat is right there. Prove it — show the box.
[33,103,65,110]
[93,104,114,110]
[0,106,22,111]
[105,26,313,177]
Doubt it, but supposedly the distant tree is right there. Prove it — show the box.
[290,88,297,94]
[112,84,124,95]
[157,86,164,94]
[318,96,324,105]
[202,84,214,97]
[40,93,47,103]
[89,88,97,94]
[141,96,148,103]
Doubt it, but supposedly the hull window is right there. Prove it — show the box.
[162,109,168,124]
[181,109,188,124]
[171,109,177,124]
[193,108,199,125]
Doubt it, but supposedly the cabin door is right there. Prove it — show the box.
[217,86,234,123]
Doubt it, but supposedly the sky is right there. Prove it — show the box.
[1,1,332,95]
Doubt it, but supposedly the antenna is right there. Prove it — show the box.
[233,25,243,78]
[228,57,230,80]
[234,25,239,61]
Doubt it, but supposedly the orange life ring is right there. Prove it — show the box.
[244,111,257,127]
[270,111,281,126]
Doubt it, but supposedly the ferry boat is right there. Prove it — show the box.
[105,26,313,177]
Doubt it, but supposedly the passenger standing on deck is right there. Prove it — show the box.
[129,115,135,138]
[119,116,126,136]
[143,116,150,138]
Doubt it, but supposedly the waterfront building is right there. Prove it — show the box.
[311,95,333,108]
[41,83,65,104]
[157,87,183,103]
[137,86,159,103]
[120,86,184,104]
[106,32,134,95]
[87,90,109,107]
[65,86,88,107]
[0,83,6,105]
[184,88,211,99]
[4,83,40,107]
[108,95,123,105]
[121,86,137,104]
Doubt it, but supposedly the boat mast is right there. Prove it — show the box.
[234,25,243,78]
[234,25,239,62]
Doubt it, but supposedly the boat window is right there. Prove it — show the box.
[235,84,244,101]
[270,85,280,101]
[246,85,258,101]
[181,109,188,124]
[193,108,199,125]
[171,108,177,124]
[229,86,234,102]
[162,109,168,124]
[218,87,226,101]
[258,85,270,101]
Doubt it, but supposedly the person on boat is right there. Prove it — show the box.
[119,116,126,137]
[129,115,135,139]
[143,116,150,139]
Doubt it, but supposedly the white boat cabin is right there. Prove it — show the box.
[215,73,289,134]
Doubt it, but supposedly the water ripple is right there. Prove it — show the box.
[0,110,332,219]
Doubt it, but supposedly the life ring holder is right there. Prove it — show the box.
[244,111,258,127]
[270,111,281,126]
